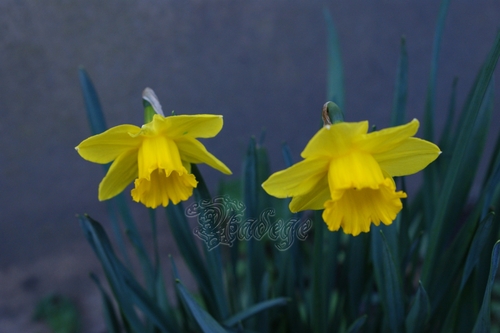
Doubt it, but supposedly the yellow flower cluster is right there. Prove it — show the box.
[76,94,439,236]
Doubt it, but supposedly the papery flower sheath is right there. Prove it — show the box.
[76,114,231,208]
[262,119,440,236]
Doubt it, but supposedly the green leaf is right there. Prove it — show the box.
[165,203,216,313]
[371,230,404,333]
[423,29,500,286]
[346,233,369,320]
[472,241,500,333]
[324,8,345,110]
[346,315,367,333]
[311,211,329,333]
[243,137,268,310]
[79,215,146,332]
[80,215,176,332]
[391,37,408,127]
[78,67,107,135]
[192,164,230,321]
[460,213,495,290]
[223,298,289,327]
[90,273,122,333]
[423,0,451,141]
[405,282,430,333]
[170,257,228,333]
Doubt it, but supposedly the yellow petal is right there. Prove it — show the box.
[301,121,368,158]
[289,177,330,212]
[356,119,419,154]
[76,125,141,163]
[137,136,185,179]
[373,137,441,176]
[176,137,232,175]
[131,169,197,208]
[328,151,385,192]
[143,114,224,139]
[322,178,407,236]
[98,149,138,201]
[262,157,330,198]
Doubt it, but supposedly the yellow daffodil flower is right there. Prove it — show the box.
[76,114,231,208]
[262,119,440,236]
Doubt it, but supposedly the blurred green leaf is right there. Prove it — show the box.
[223,298,289,327]
[460,213,495,290]
[311,211,329,333]
[324,8,345,110]
[472,241,500,333]
[423,29,500,286]
[90,273,122,333]
[165,202,217,314]
[33,294,80,333]
[346,315,367,333]
[423,0,450,141]
[405,282,430,333]
[391,37,408,127]
[371,230,404,333]
[192,164,230,321]
[243,137,268,312]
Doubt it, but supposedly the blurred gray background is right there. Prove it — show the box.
[0,1,499,330]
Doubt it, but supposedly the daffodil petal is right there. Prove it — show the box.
[289,177,330,212]
[262,157,330,198]
[98,149,138,201]
[144,114,224,139]
[76,125,141,163]
[374,137,441,176]
[301,121,368,158]
[176,137,232,175]
[322,178,407,236]
[356,119,419,154]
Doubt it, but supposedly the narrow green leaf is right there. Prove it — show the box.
[165,203,216,313]
[223,298,289,327]
[460,213,495,290]
[311,211,329,333]
[423,0,450,141]
[114,191,155,293]
[346,233,369,320]
[437,77,459,157]
[472,241,500,333]
[371,230,404,333]
[78,67,107,135]
[81,215,176,332]
[405,282,430,333]
[79,215,146,332]
[323,8,345,110]
[192,164,230,321]
[391,37,408,127]
[423,29,500,285]
[170,257,228,333]
[90,273,122,333]
[243,137,267,309]
[346,315,367,333]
